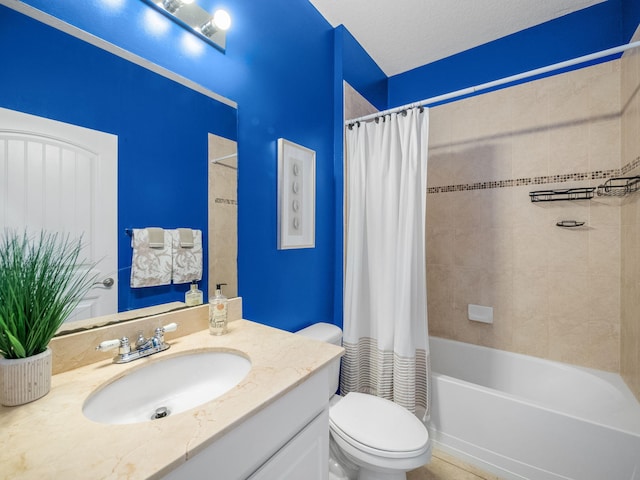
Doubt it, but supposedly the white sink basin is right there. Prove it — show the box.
[83,350,251,424]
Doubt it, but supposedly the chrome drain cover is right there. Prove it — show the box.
[152,406,170,420]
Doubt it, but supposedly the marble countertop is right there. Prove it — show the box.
[0,319,343,480]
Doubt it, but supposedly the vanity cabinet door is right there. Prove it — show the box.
[248,408,329,480]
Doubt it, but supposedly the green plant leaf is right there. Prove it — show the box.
[0,229,99,359]
[0,313,26,358]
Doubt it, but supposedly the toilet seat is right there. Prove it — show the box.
[329,392,429,459]
[330,421,429,460]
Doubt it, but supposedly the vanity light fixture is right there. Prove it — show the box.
[141,0,230,52]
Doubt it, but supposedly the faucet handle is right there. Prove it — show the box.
[96,338,122,351]
[162,323,178,333]
[153,323,178,347]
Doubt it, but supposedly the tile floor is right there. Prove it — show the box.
[407,449,504,480]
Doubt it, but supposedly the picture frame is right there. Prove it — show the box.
[277,138,316,250]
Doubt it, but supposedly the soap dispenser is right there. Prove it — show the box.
[209,283,228,335]
[185,280,203,306]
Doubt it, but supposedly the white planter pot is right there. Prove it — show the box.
[0,347,52,406]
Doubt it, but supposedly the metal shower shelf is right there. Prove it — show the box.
[556,220,585,228]
[529,187,595,202]
[596,176,640,196]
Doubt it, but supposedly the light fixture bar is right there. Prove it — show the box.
[141,0,228,52]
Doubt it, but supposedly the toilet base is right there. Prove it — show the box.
[331,432,431,480]
[356,469,407,480]
[329,435,359,479]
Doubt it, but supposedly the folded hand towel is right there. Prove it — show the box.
[177,227,194,248]
[171,228,202,284]
[147,227,165,248]
[130,228,172,288]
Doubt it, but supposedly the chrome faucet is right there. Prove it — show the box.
[96,323,178,363]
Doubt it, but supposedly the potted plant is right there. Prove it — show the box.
[0,230,97,406]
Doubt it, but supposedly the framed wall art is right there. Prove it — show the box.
[277,138,316,249]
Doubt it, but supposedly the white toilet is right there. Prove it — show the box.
[297,323,431,480]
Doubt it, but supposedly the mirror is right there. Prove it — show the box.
[55,135,238,337]
[0,6,238,335]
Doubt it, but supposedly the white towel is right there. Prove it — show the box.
[130,228,173,288]
[171,229,203,284]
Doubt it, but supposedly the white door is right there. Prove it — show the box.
[0,107,118,322]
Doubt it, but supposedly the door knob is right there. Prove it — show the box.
[93,277,115,288]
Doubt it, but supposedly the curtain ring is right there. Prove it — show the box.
[347,123,353,130]
[375,117,380,124]
[401,110,408,117]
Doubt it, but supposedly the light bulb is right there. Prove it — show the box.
[161,0,182,13]
[199,20,215,37]
[213,9,231,31]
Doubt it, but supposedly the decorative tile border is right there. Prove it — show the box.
[621,155,640,175]
[215,198,237,205]
[427,156,640,194]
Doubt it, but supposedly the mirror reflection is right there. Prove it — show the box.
[0,7,238,335]
[209,134,238,299]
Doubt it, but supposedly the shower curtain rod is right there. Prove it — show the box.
[346,40,640,125]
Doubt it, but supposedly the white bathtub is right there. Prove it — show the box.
[429,337,640,480]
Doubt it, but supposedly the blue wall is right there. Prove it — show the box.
[337,26,388,111]
[388,1,630,108]
[231,1,336,332]
[4,0,637,332]
[9,0,338,332]
[0,6,237,312]
[330,26,388,326]
[623,0,640,40]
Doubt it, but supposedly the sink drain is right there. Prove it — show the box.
[152,406,170,420]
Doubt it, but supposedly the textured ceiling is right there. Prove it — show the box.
[308,0,605,76]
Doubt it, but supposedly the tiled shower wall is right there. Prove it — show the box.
[426,60,623,372]
[208,134,238,298]
[621,28,640,400]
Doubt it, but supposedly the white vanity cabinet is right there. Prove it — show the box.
[248,408,328,480]
[1,319,344,480]
[162,364,331,480]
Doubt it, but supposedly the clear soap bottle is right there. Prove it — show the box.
[185,281,203,306]
[209,283,228,335]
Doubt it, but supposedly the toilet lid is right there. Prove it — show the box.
[329,392,428,455]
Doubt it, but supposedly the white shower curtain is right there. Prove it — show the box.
[342,107,431,421]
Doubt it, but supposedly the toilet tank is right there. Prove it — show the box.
[296,322,342,397]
